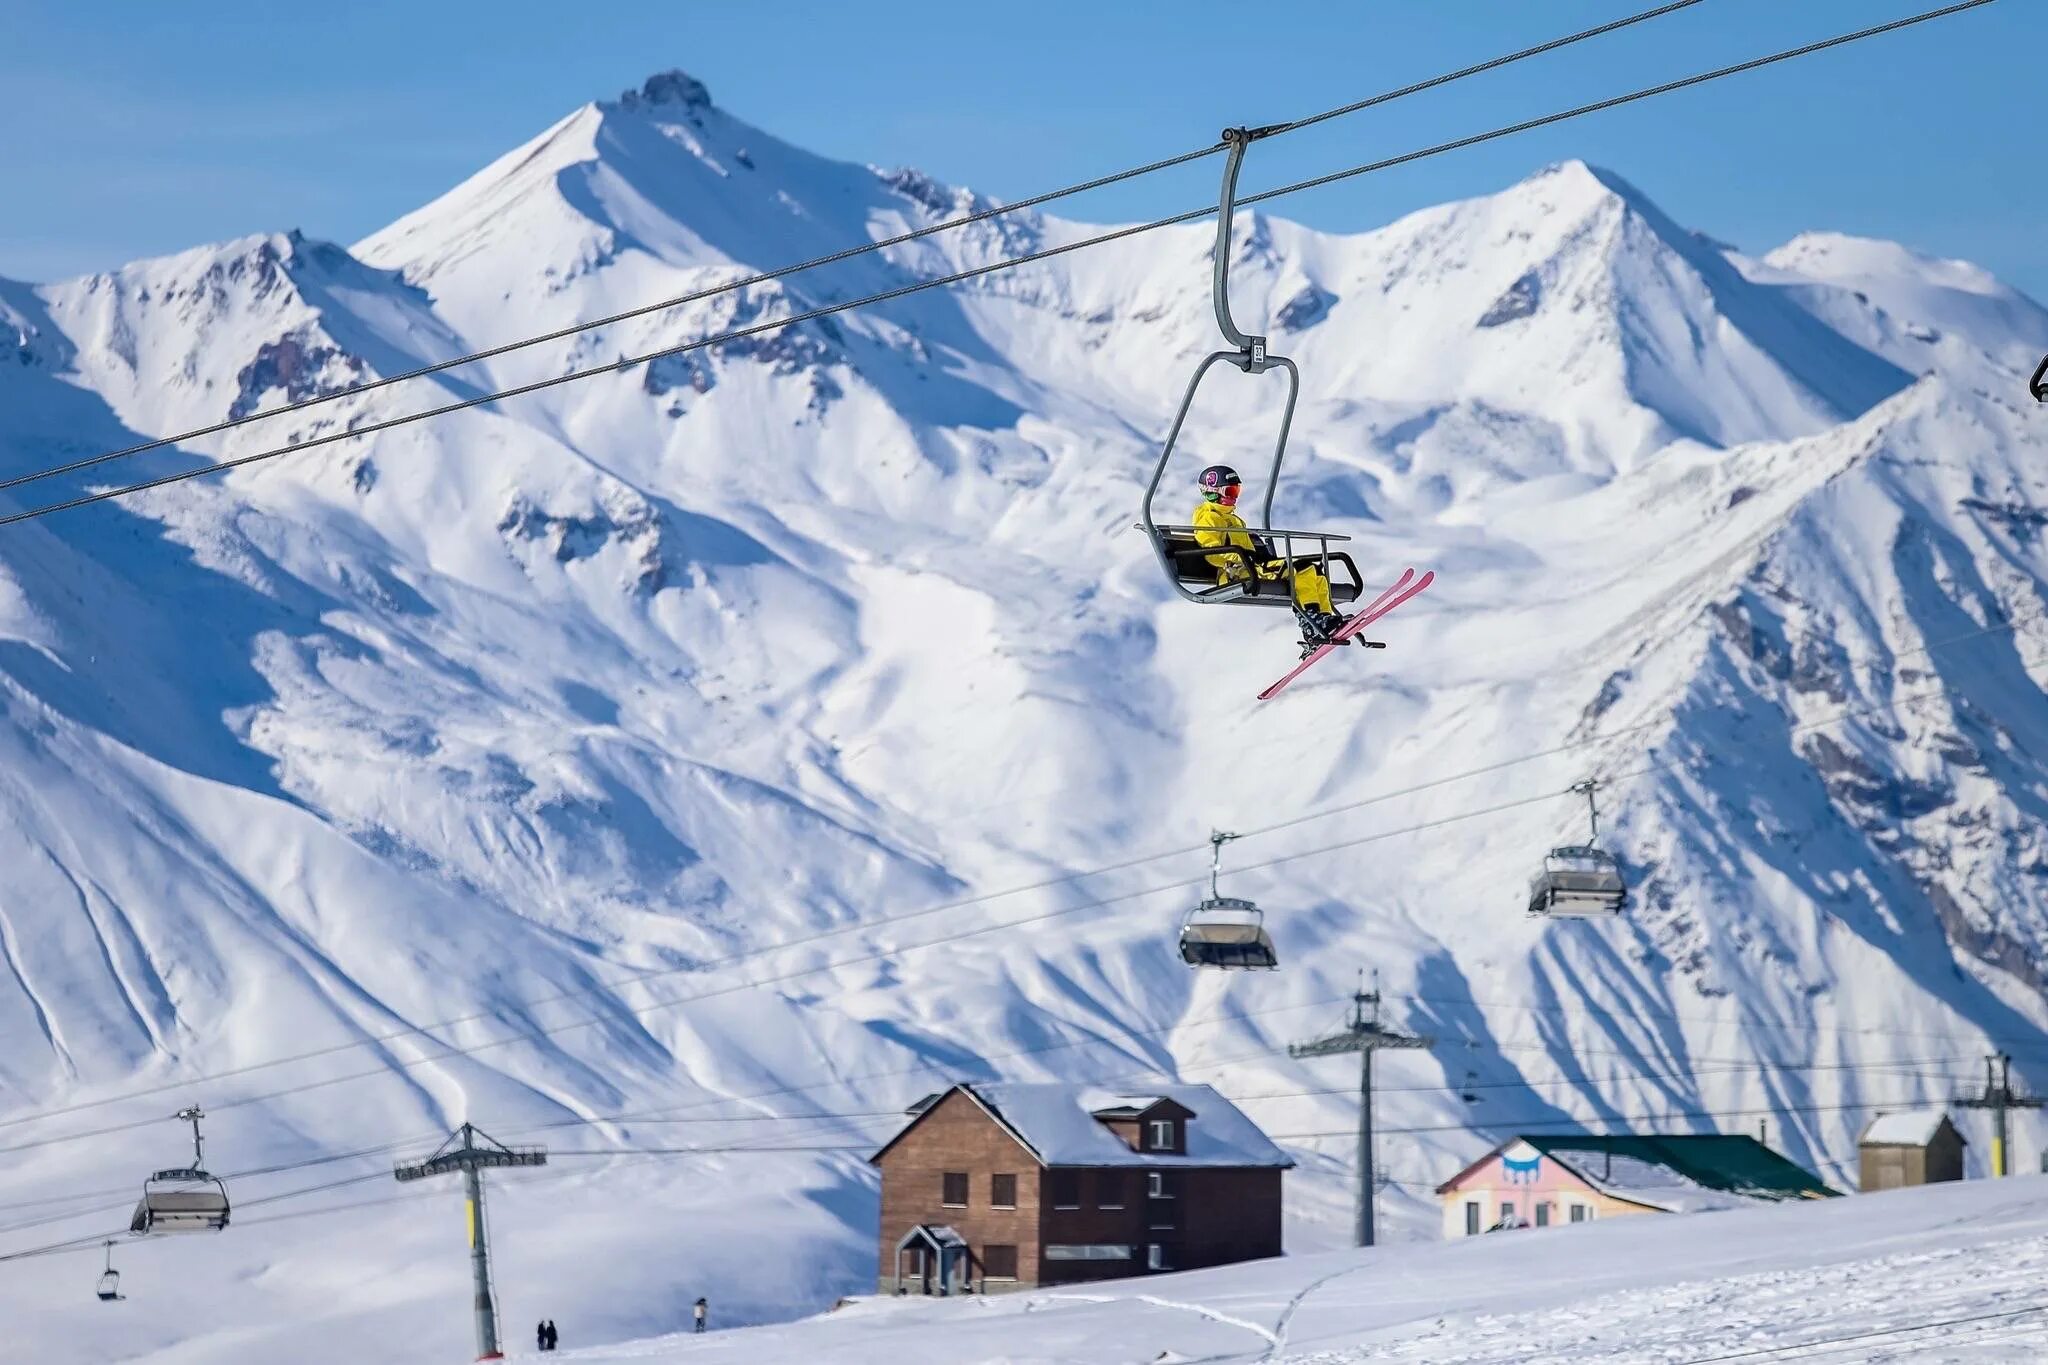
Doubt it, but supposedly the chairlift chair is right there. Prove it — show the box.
[1179,831,1279,970]
[1526,781,1628,919]
[2031,353,2047,403]
[1138,128,1365,614]
[95,1241,123,1302]
[130,1107,230,1235]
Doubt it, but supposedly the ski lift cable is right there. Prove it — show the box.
[0,4,2012,1148]
[0,532,2030,1161]
[0,1049,1969,1239]
[0,0,1989,530]
[0,646,2030,1158]
[0,988,1372,1227]
[0,779,1640,1171]
[0,777,1670,1162]
[1322,1089,1970,1139]
[0,1039,1990,1247]
[0,4,2015,1146]
[0,1139,894,1268]
[0,0,1713,501]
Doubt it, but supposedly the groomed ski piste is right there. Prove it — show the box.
[557,1176,2048,1363]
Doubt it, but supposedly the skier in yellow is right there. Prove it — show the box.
[1192,463,1348,653]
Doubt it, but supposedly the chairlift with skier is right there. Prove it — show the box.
[130,1106,230,1235]
[1135,126,1433,698]
[1178,831,1279,970]
[1526,780,1628,918]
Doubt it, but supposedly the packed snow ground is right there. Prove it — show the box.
[566,1177,2048,1364]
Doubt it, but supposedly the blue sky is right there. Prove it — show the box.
[1,0,2037,297]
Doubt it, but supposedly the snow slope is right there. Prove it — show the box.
[2,68,2047,1362]
[569,1175,2048,1363]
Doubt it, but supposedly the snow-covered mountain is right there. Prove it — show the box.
[2,69,2046,1362]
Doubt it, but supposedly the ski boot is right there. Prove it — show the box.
[1293,606,1352,658]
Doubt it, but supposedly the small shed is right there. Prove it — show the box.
[1859,1109,1965,1191]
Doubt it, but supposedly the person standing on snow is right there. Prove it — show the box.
[694,1297,708,1333]
[1191,463,1346,651]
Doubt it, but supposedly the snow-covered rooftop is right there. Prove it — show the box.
[1543,1147,1760,1214]
[960,1083,1293,1169]
[1860,1109,1956,1147]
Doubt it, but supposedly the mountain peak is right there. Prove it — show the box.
[613,69,714,114]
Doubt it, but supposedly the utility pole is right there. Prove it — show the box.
[1953,1052,2045,1178]
[1288,973,1431,1248]
[395,1124,548,1361]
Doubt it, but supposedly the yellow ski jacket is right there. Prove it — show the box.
[1191,499,1261,575]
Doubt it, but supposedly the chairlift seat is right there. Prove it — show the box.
[1179,896,1279,970]
[1526,846,1627,918]
[1149,526,1365,607]
[96,1270,121,1302]
[131,1168,230,1234]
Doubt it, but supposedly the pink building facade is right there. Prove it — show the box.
[1437,1139,1614,1238]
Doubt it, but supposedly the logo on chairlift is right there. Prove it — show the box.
[1501,1140,1542,1185]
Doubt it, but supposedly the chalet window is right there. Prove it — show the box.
[1464,1201,1481,1236]
[1500,1201,1516,1225]
[941,1172,969,1208]
[1095,1171,1124,1209]
[1535,1202,1551,1228]
[983,1244,1018,1280]
[1045,1245,1131,1261]
[1049,1170,1081,1209]
[1147,1171,1175,1200]
[1569,1204,1592,1224]
[991,1174,1017,1209]
[1146,1243,1171,1272]
[1146,1119,1178,1151]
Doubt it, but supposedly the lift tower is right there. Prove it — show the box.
[395,1124,547,1361]
[1953,1052,2045,1177]
[1289,976,1431,1247]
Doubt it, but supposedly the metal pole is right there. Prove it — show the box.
[1996,1055,2012,1178]
[466,1160,501,1360]
[1357,1044,1375,1248]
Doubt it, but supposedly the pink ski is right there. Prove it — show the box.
[1257,569,1435,701]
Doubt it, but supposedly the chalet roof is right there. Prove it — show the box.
[871,1083,1294,1169]
[1860,1109,1960,1147]
[1438,1134,1837,1210]
[1088,1094,1192,1120]
[895,1224,966,1251]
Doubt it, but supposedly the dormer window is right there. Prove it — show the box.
[1146,1119,1181,1153]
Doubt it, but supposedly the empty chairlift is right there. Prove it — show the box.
[2032,353,2047,403]
[1527,780,1628,919]
[95,1242,122,1302]
[131,1106,230,1235]
[1179,831,1279,970]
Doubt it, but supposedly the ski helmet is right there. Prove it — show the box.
[1198,464,1242,503]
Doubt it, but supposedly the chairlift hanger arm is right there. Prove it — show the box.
[1212,128,1280,367]
[1568,779,1603,845]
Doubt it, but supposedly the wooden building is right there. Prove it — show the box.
[869,1082,1293,1294]
[1859,1109,1966,1190]
[1437,1134,1836,1238]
